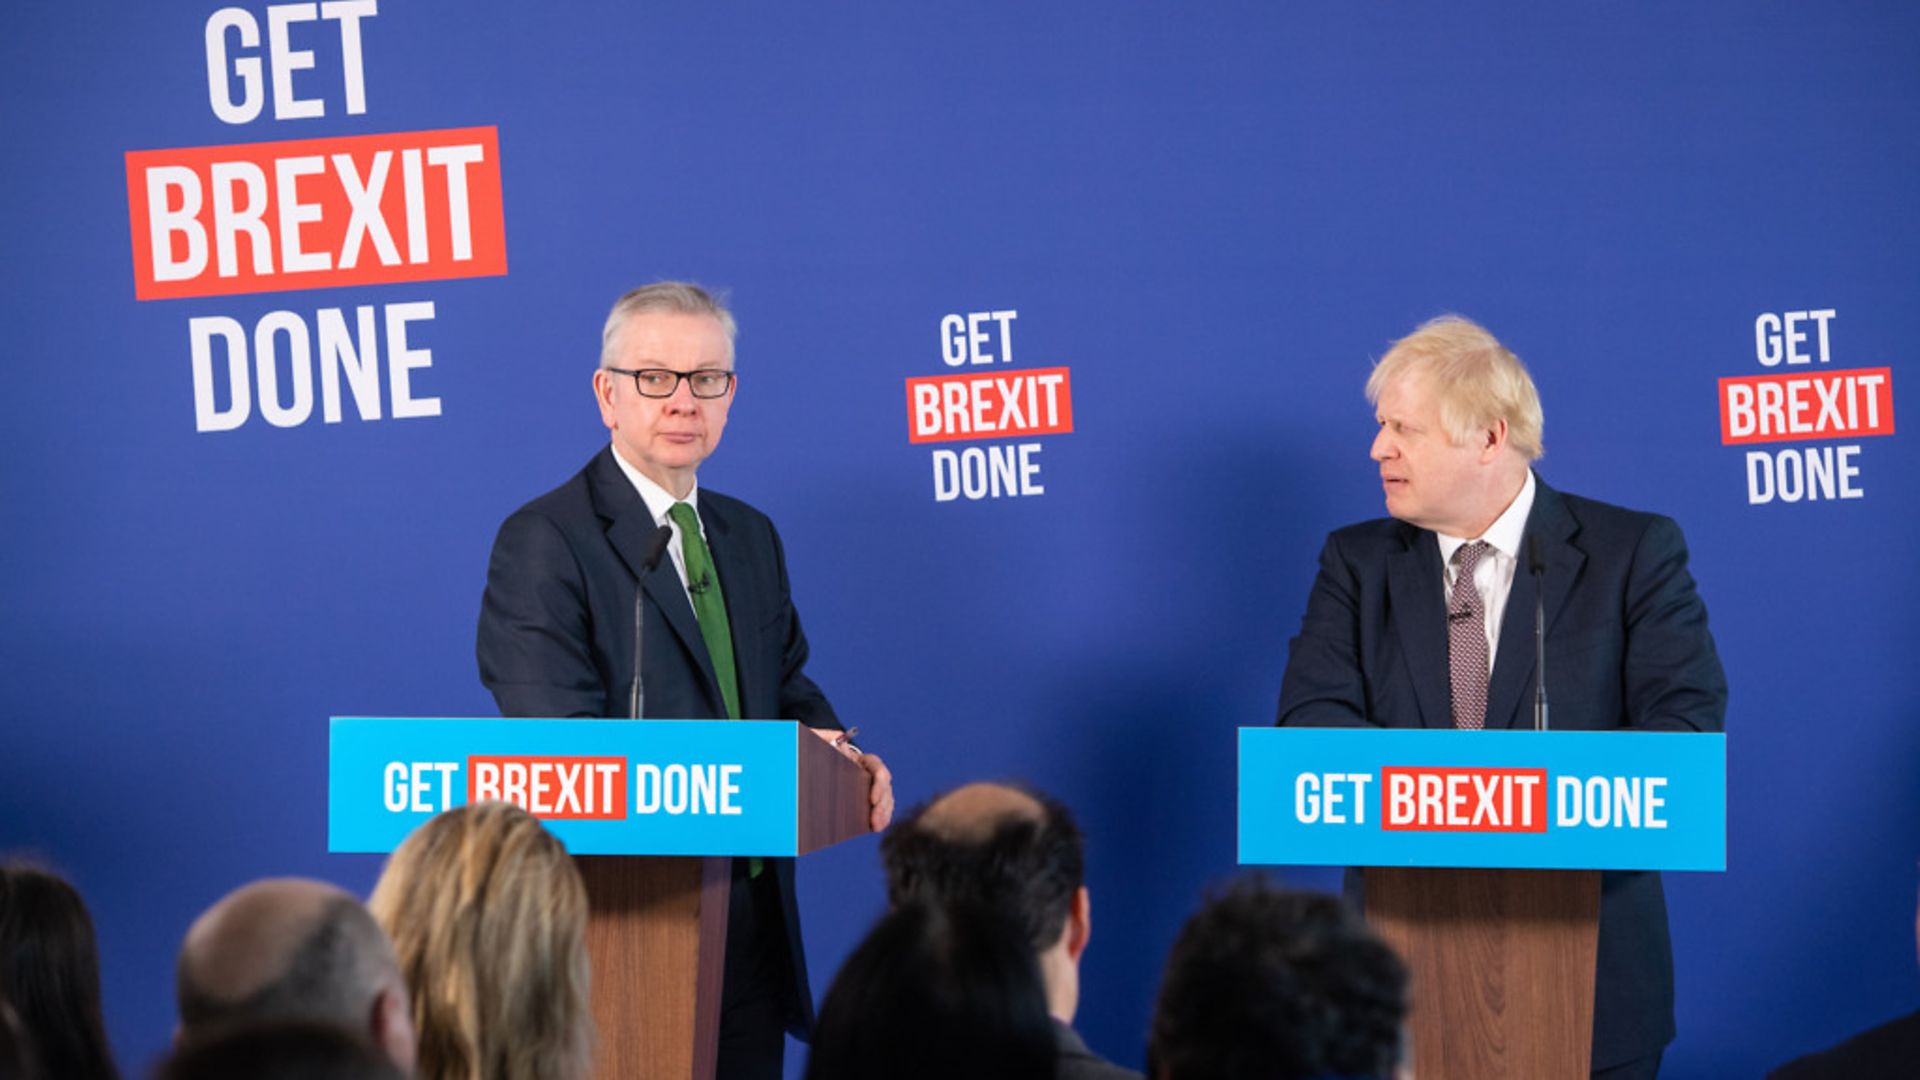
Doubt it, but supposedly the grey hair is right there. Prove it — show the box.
[599,281,738,368]
[177,897,395,1040]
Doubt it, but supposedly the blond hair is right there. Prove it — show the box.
[369,802,591,1080]
[1365,315,1544,460]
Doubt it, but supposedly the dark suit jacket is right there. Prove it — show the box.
[1053,1020,1143,1080]
[1275,477,1727,1069]
[476,446,842,1038]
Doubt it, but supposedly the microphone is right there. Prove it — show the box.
[629,524,675,720]
[1529,532,1549,732]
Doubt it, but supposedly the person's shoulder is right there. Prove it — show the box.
[1767,1008,1920,1079]
[1553,486,1665,528]
[506,451,612,524]
[698,485,768,521]
[1323,514,1415,557]
[1053,1021,1145,1080]
[698,486,780,535]
[1547,484,1681,547]
[1058,1055,1144,1080]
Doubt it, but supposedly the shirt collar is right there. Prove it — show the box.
[1436,469,1535,566]
[608,442,699,529]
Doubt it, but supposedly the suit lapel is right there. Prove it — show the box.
[588,450,725,716]
[1486,479,1584,729]
[1386,525,1451,728]
[699,497,759,717]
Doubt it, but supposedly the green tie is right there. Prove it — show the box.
[667,502,741,721]
[668,502,761,878]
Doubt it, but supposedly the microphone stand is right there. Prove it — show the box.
[629,523,675,720]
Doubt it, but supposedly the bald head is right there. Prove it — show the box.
[177,878,412,1069]
[882,782,1084,954]
[918,783,1047,844]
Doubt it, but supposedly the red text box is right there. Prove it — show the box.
[906,366,1074,444]
[1380,767,1549,833]
[466,755,627,820]
[126,127,507,300]
[1718,368,1893,445]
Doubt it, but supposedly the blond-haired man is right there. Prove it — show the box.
[1276,315,1727,1079]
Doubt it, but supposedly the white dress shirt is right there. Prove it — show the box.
[1434,470,1536,673]
[608,444,707,614]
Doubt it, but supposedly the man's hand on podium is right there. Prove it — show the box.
[810,726,895,832]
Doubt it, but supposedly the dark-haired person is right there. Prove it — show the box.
[805,902,1057,1080]
[175,878,415,1073]
[0,999,44,1080]
[476,280,894,1080]
[158,1021,406,1080]
[1149,881,1407,1080]
[882,782,1139,1080]
[0,863,118,1080]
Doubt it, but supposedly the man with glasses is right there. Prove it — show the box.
[476,281,894,1080]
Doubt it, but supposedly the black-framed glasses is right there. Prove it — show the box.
[605,367,736,399]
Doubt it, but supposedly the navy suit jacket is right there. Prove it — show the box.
[1276,477,1727,1068]
[476,446,841,1037]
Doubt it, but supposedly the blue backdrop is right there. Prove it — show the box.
[4,4,1916,1076]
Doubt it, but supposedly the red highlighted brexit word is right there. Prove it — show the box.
[467,756,628,820]
[1380,767,1548,833]
[907,366,1073,444]
[126,127,507,300]
[1719,368,1893,445]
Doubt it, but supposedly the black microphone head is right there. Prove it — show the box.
[642,523,674,574]
[1527,532,1545,576]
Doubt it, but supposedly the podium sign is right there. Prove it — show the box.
[1239,728,1725,871]
[329,715,870,1080]
[329,717,807,855]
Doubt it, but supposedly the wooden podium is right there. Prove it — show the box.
[1238,727,1726,1080]
[1366,867,1598,1079]
[577,726,871,1080]
[327,717,877,1080]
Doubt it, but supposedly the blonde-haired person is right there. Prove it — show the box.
[369,801,592,1080]
[1278,314,1726,1079]
[1364,314,1545,463]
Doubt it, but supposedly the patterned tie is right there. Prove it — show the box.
[668,502,759,876]
[1448,541,1491,730]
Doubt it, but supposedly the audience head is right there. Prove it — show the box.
[807,901,1057,1080]
[880,782,1089,1021]
[368,801,591,1080]
[0,999,42,1080]
[158,1021,408,1080]
[0,862,118,1080]
[1148,880,1407,1080]
[175,877,414,1072]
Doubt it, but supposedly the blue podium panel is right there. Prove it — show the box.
[1239,729,1726,872]
[328,717,802,856]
